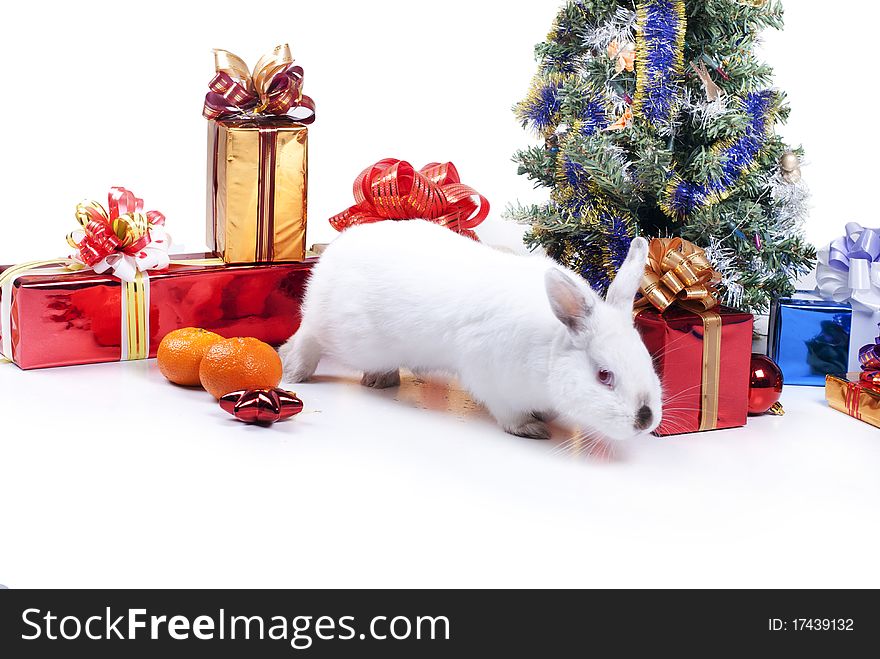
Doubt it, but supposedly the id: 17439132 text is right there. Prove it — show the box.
[768,619,854,632]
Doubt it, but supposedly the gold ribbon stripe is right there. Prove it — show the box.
[124,271,148,361]
[697,308,723,432]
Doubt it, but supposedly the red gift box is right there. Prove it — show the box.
[0,256,314,370]
[635,306,754,435]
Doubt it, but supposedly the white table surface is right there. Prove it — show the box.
[0,357,878,589]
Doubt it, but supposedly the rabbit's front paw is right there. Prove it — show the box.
[504,417,551,440]
[279,330,322,383]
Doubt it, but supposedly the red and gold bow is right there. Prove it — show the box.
[329,159,490,238]
[203,44,316,123]
[67,187,167,274]
[637,238,721,313]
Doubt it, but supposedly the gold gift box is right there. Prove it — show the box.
[206,117,308,264]
[825,373,880,429]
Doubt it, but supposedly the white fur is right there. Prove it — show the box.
[280,220,661,441]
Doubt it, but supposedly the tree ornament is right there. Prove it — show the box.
[607,40,636,75]
[605,108,633,132]
[219,387,304,424]
[737,0,768,7]
[748,354,784,416]
[780,152,802,184]
[691,61,722,101]
[544,133,560,154]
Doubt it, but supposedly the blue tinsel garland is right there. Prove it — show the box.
[660,90,780,219]
[551,183,636,294]
[633,0,686,129]
[515,74,571,134]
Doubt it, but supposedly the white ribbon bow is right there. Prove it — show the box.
[817,223,880,313]
[816,222,880,371]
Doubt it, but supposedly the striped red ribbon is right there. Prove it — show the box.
[329,159,489,238]
[846,382,861,420]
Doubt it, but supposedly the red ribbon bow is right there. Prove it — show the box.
[68,187,166,268]
[328,159,490,238]
[202,45,316,123]
[220,388,304,424]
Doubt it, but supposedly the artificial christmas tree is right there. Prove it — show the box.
[509,0,815,313]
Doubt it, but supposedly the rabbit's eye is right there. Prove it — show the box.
[597,369,615,388]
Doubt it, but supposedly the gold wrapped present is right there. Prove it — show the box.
[207,118,308,263]
[825,374,880,429]
[203,44,315,263]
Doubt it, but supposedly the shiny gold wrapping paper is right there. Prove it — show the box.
[207,118,308,263]
[826,374,880,430]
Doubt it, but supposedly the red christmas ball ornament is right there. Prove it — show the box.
[748,354,784,416]
[220,388,304,424]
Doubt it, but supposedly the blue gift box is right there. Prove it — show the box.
[768,293,852,386]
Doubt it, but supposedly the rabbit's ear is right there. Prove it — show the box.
[606,237,649,310]
[545,269,598,334]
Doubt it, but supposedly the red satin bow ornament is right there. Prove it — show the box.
[329,159,490,239]
[67,187,170,282]
[220,388,304,424]
[203,44,315,124]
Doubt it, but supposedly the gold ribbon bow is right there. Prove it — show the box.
[637,237,721,313]
[204,44,315,122]
[214,45,295,112]
[636,238,724,432]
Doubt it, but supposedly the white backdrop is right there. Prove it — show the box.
[0,0,864,265]
[2,1,879,591]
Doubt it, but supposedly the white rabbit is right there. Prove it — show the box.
[280,220,661,441]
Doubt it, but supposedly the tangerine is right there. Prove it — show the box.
[199,337,283,400]
[157,327,224,387]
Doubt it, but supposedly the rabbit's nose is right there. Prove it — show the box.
[635,405,653,430]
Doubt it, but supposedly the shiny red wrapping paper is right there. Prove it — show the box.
[0,257,314,370]
[635,306,754,436]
